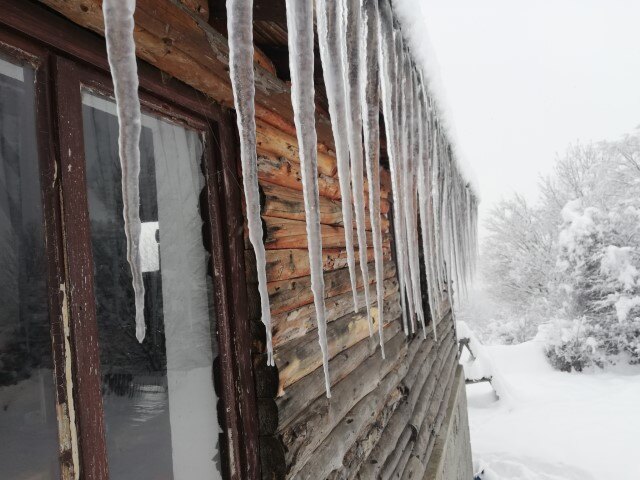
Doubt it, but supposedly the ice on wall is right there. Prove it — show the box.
[315,0,359,313]
[103,0,146,342]
[226,0,274,365]
[285,0,332,396]
[360,0,386,356]
[343,0,374,336]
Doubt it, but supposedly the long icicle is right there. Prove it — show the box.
[103,0,145,342]
[377,0,409,335]
[316,0,360,313]
[226,0,274,365]
[343,0,374,336]
[396,40,417,333]
[405,64,426,336]
[285,0,332,397]
[360,0,385,356]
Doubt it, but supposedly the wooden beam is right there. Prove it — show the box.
[38,0,337,154]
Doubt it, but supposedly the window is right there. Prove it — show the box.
[0,53,61,480]
[0,5,258,478]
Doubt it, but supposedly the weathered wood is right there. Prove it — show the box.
[291,332,428,479]
[400,344,459,480]
[327,387,405,480]
[276,320,402,430]
[259,182,390,231]
[258,153,342,200]
[40,0,338,150]
[356,321,454,479]
[246,247,390,284]
[256,120,337,176]
[259,435,286,480]
[272,278,398,347]
[381,426,413,480]
[276,294,402,392]
[178,0,209,19]
[252,216,378,251]
[264,261,396,316]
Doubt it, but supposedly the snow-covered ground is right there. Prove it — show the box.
[466,338,640,480]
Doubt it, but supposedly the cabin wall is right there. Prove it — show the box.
[245,117,468,479]
[30,0,474,477]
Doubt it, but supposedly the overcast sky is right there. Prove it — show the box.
[418,0,640,231]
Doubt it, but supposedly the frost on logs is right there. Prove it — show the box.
[316,0,359,313]
[285,0,332,397]
[103,0,146,342]
[226,0,274,365]
[360,0,386,357]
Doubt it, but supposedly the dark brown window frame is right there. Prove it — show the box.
[0,1,259,479]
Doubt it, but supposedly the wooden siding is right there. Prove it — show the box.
[28,0,468,478]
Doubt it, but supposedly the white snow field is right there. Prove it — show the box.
[466,338,640,480]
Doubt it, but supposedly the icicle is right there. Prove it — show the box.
[103,0,145,342]
[285,0,332,397]
[226,0,274,365]
[377,1,409,335]
[405,64,426,336]
[360,0,385,357]
[316,0,359,313]
[397,42,417,334]
[342,0,374,336]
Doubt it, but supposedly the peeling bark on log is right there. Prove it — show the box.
[275,294,402,392]
[277,320,402,431]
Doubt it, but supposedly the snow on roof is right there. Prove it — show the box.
[392,0,480,197]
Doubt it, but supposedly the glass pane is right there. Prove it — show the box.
[82,93,222,480]
[0,56,60,478]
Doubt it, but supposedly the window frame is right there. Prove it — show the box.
[0,2,259,479]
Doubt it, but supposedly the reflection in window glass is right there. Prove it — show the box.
[82,93,222,480]
[0,56,60,478]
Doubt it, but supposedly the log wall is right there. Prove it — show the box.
[246,127,464,479]
[32,1,471,478]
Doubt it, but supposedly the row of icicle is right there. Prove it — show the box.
[101,0,478,398]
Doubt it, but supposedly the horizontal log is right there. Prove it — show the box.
[327,382,405,480]
[389,440,414,480]
[256,120,337,176]
[277,319,402,431]
[381,426,413,480]
[292,323,441,479]
[276,294,402,392]
[40,0,338,151]
[177,0,208,19]
[264,260,396,316]
[258,153,341,200]
[259,182,390,231]
[356,319,454,479]
[284,332,414,477]
[257,153,391,206]
[272,278,398,348]
[246,216,381,251]
[245,247,391,284]
[401,343,458,480]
